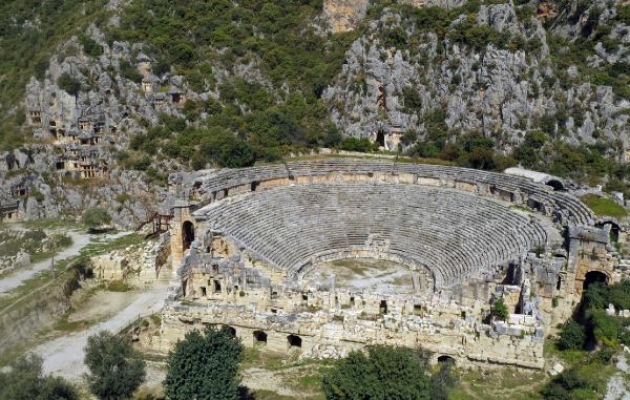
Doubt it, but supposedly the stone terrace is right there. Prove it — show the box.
[188,159,594,227]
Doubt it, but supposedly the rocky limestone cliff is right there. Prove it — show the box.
[4,0,630,225]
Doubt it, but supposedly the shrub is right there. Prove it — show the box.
[0,355,79,400]
[164,326,243,400]
[57,73,82,96]
[81,207,112,232]
[558,319,586,350]
[119,60,143,83]
[322,345,434,400]
[84,331,146,400]
[491,298,509,321]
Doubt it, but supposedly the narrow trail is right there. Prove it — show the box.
[0,230,127,294]
[34,281,168,381]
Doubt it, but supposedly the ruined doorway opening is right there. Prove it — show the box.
[287,334,302,348]
[545,180,565,191]
[437,355,455,365]
[251,181,259,192]
[583,271,608,291]
[379,300,388,315]
[224,326,237,337]
[376,129,385,148]
[182,221,194,250]
[213,279,222,293]
[253,330,267,346]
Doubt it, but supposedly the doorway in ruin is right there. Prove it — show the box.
[182,221,195,250]
[437,355,456,365]
[287,334,302,349]
[379,300,388,315]
[376,129,385,148]
[223,326,237,337]
[583,271,608,291]
[253,330,267,346]
[545,179,565,191]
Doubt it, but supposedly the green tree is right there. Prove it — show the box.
[322,345,434,400]
[491,298,509,321]
[84,331,146,400]
[0,355,79,400]
[163,326,244,400]
[81,207,112,232]
[558,319,586,350]
[57,72,82,96]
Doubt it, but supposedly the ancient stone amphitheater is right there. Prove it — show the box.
[161,158,618,369]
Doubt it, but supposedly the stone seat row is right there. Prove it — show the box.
[194,159,593,226]
[201,183,547,290]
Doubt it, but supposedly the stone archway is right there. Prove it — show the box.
[253,330,267,346]
[583,270,608,291]
[182,221,195,250]
[545,179,565,191]
[287,334,302,349]
[437,355,456,365]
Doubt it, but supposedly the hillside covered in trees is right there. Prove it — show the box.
[3,0,630,220]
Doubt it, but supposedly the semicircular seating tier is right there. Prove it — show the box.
[197,182,548,290]
[191,159,594,227]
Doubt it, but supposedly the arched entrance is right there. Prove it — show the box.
[545,179,565,191]
[253,330,267,346]
[376,129,385,147]
[287,334,302,348]
[223,326,236,337]
[182,221,195,250]
[583,271,608,291]
[437,355,456,365]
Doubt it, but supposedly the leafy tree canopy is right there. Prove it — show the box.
[163,325,244,400]
[81,207,112,231]
[84,330,146,400]
[0,355,79,400]
[322,345,437,400]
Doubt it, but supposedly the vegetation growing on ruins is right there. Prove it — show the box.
[580,194,628,219]
[84,330,147,400]
[164,325,244,400]
[0,355,79,400]
[543,280,630,399]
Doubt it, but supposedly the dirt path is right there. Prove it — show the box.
[0,230,127,295]
[33,281,168,382]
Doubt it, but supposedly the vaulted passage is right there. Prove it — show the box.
[287,334,302,348]
[583,271,608,291]
[182,221,194,250]
[253,330,267,345]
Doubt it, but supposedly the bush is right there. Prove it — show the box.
[340,137,377,152]
[119,60,143,83]
[84,331,146,400]
[322,345,440,400]
[558,319,586,350]
[491,298,509,321]
[81,207,112,232]
[57,72,82,96]
[164,326,243,400]
[80,35,103,57]
[0,355,79,400]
